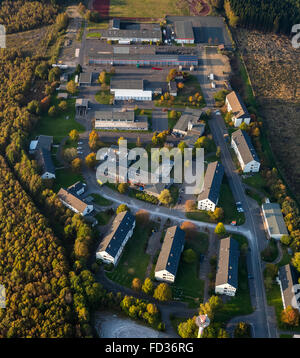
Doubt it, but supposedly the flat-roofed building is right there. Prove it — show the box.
[174,21,195,44]
[96,211,136,265]
[215,237,240,296]
[197,161,224,212]
[155,226,185,283]
[79,72,92,86]
[173,108,203,136]
[225,91,251,127]
[231,129,260,173]
[110,78,152,101]
[94,110,148,130]
[57,188,93,216]
[262,203,288,240]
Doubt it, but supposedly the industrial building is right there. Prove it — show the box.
[174,21,195,44]
[94,110,149,130]
[261,202,288,240]
[110,78,153,101]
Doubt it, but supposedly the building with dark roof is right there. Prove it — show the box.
[215,237,240,296]
[96,211,136,265]
[173,108,203,136]
[110,78,153,101]
[225,91,251,127]
[67,181,86,196]
[278,264,300,311]
[36,148,56,180]
[79,72,92,86]
[155,226,185,283]
[174,21,195,44]
[29,135,53,154]
[231,129,260,173]
[94,109,149,130]
[197,161,224,212]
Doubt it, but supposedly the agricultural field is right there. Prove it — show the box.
[234,29,300,203]
[108,0,189,18]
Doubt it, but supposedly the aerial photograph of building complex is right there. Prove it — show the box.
[0,0,300,348]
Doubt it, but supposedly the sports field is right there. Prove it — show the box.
[108,0,189,18]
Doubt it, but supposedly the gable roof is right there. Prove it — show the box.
[155,226,185,276]
[215,237,240,289]
[36,148,55,175]
[175,21,194,40]
[231,129,260,165]
[173,108,203,133]
[67,181,86,195]
[57,188,89,214]
[278,264,300,310]
[97,211,135,258]
[262,203,288,237]
[197,161,224,204]
[226,91,249,119]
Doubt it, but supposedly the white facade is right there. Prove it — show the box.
[60,199,93,216]
[225,97,251,127]
[155,269,175,283]
[231,138,260,173]
[96,221,135,265]
[175,38,194,44]
[111,88,152,101]
[215,283,237,297]
[197,198,217,212]
[41,172,56,180]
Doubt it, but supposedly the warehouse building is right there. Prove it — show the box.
[174,21,195,44]
[94,110,149,130]
[110,78,153,101]
[262,202,288,240]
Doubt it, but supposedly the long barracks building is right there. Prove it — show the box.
[89,53,198,67]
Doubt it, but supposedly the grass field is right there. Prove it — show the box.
[54,168,84,192]
[95,210,113,225]
[173,232,208,307]
[32,97,85,144]
[109,0,189,18]
[91,193,112,206]
[106,223,152,287]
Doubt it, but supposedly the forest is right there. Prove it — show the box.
[223,0,300,34]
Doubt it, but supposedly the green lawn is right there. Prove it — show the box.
[91,193,112,206]
[106,223,152,288]
[218,182,245,225]
[261,239,279,262]
[86,32,101,38]
[215,234,253,323]
[54,168,84,192]
[95,90,113,105]
[186,210,215,223]
[109,0,189,17]
[243,173,268,194]
[95,210,113,226]
[172,232,208,307]
[32,96,85,144]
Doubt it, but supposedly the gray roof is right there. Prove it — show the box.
[99,26,161,40]
[67,181,85,195]
[175,21,195,40]
[262,203,288,237]
[278,264,300,310]
[98,211,135,258]
[215,237,240,289]
[95,110,135,122]
[173,108,203,133]
[112,18,120,29]
[197,161,224,204]
[226,91,249,119]
[231,129,260,165]
[155,226,185,276]
[36,135,53,152]
[110,78,144,91]
[36,148,55,175]
[79,72,92,84]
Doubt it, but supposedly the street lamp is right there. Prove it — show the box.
[195,314,210,338]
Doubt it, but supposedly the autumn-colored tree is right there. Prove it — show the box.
[48,105,57,117]
[234,322,251,338]
[281,306,300,326]
[116,204,129,214]
[135,209,150,226]
[185,200,196,212]
[180,221,197,239]
[85,153,96,168]
[69,129,79,142]
[177,82,184,89]
[153,283,172,301]
[89,130,100,150]
[99,70,107,84]
[71,158,82,172]
[178,317,198,338]
[142,278,154,295]
[158,189,172,206]
[59,100,68,111]
[117,182,128,194]
[132,278,142,291]
[66,80,77,94]
[215,222,226,237]
[147,303,158,315]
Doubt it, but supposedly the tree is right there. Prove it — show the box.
[85,153,96,168]
[280,235,291,246]
[136,136,141,147]
[153,283,172,301]
[178,141,187,153]
[99,70,107,84]
[117,183,128,194]
[185,200,196,212]
[64,148,77,163]
[48,105,57,117]
[281,306,300,326]
[58,100,68,111]
[158,189,172,206]
[215,222,226,237]
[199,295,222,320]
[166,69,177,82]
[118,136,125,145]
[27,100,40,115]
[69,129,79,142]
[35,61,48,79]
[66,80,77,95]
[194,136,209,149]
[56,12,69,31]
[116,204,129,214]
[292,252,300,273]
[132,278,142,291]
[216,146,221,158]
[183,249,197,263]
[234,322,251,338]
[71,158,82,172]
[89,130,100,151]
[180,221,197,239]
[178,318,198,338]
[48,67,60,82]
[169,110,177,119]
[209,207,224,221]
[142,278,154,295]
[147,303,158,316]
